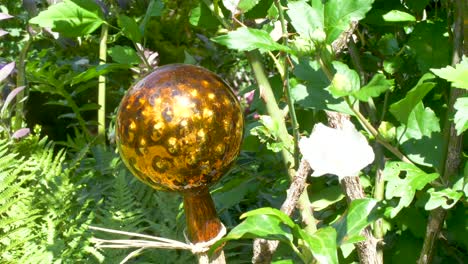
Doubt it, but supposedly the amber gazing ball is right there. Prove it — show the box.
[116,64,244,192]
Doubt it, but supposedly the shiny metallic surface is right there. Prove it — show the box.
[116,64,244,192]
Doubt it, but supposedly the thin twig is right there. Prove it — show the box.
[252,159,312,264]
[418,1,465,263]
[327,112,380,264]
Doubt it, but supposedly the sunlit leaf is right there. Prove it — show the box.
[327,61,360,98]
[118,15,142,43]
[454,97,468,135]
[384,162,439,218]
[309,185,345,211]
[397,102,442,168]
[300,227,338,264]
[425,187,463,210]
[211,27,292,53]
[108,45,140,65]
[287,0,324,41]
[72,63,131,85]
[287,0,373,44]
[431,56,468,89]
[237,0,262,13]
[189,2,219,29]
[241,207,296,228]
[224,214,293,242]
[291,59,353,114]
[324,0,374,43]
[382,10,416,22]
[353,73,393,101]
[389,73,436,124]
[29,0,104,37]
[332,198,379,245]
[397,102,440,140]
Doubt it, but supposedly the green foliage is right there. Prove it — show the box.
[216,199,379,263]
[327,61,360,98]
[383,162,439,218]
[29,0,104,37]
[453,97,468,135]
[396,102,443,167]
[2,0,467,263]
[353,74,393,101]
[431,56,468,89]
[389,73,436,124]
[211,27,292,53]
[382,10,416,22]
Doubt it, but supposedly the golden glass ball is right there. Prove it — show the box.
[116,64,244,192]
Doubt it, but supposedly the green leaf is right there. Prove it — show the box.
[241,207,296,228]
[353,73,393,101]
[71,63,131,85]
[108,45,140,65]
[382,10,416,22]
[377,34,399,56]
[140,0,164,34]
[224,214,293,242]
[300,227,338,264]
[79,103,100,111]
[407,21,450,72]
[29,0,104,37]
[292,59,353,115]
[327,61,360,98]
[398,102,440,140]
[425,187,463,210]
[189,2,219,29]
[211,27,292,53]
[332,198,379,245]
[223,0,261,14]
[287,0,373,44]
[454,97,468,135]
[384,162,439,218]
[237,0,262,13]
[309,185,345,211]
[397,102,442,167]
[324,0,374,43]
[389,73,436,124]
[118,15,142,43]
[287,0,325,42]
[149,0,164,17]
[431,56,468,89]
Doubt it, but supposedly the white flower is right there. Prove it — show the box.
[299,120,375,179]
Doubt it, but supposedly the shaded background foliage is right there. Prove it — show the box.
[0,0,467,263]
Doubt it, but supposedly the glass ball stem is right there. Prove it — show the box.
[183,186,222,244]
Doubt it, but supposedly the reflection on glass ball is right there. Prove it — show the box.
[116,64,244,192]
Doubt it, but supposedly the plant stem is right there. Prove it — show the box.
[98,24,108,142]
[275,0,300,166]
[418,1,465,263]
[347,98,413,164]
[247,50,318,263]
[347,37,385,260]
[13,37,33,131]
[245,51,294,167]
[318,53,413,165]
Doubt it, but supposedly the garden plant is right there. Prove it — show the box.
[0,0,467,263]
